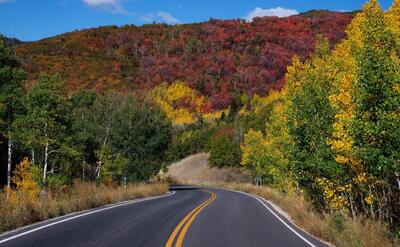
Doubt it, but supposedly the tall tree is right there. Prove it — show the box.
[351,0,400,218]
[0,37,25,188]
[14,74,70,182]
[354,0,399,183]
[284,38,342,209]
[86,92,123,179]
[86,92,172,182]
[70,90,98,180]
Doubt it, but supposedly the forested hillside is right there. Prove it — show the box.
[16,11,353,109]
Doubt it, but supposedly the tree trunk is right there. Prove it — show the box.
[348,192,356,218]
[96,164,101,180]
[7,135,12,189]
[82,161,86,180]
[395,172,400,190]
[31,148,35,165]
[43,142,48,182]
[97,122,111,180]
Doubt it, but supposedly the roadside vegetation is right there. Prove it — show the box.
[0,176,168,233]
[216,183,397,247]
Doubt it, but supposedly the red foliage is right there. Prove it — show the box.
[16,11,353,110]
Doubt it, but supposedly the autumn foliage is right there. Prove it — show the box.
[15,11,353,110]
[240,0,400,237]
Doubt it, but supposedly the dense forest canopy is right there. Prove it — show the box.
[14,11,353,110]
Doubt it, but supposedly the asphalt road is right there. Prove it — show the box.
[0,186,329,247]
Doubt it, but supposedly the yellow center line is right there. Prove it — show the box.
[165,191,216,247]
[175,192,216,247]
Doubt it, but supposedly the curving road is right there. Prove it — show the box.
[0,186,329,247]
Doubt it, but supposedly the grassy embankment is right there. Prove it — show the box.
[166,153,399,247]
[0,182,168,234]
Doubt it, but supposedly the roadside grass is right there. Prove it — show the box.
[0,182,168,234]
[212,182,398,247]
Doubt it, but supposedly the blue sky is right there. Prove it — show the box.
[0,0,395,41]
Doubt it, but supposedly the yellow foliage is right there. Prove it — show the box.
[241,91,294,190]
[364,194,375,205]
[151,81,204,126]
[328,26,362,174]
[239,90,283,118]
[317,177,351,211]
[387,0,400,48]
[9,158,40,202]
[203,110,227,123]
[241,129,269,168]
[151,81,226,126]
[285,56,310,92]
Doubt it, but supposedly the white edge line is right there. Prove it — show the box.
[0,191,176,244]
[215,188,318,247]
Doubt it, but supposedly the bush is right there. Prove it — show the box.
[206,126,241,168]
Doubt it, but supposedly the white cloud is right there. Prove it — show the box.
[245,7,299,21]
[141,11,180,25]
[83,0,126,13]
[83,0,118,7]
[156,11,180,24]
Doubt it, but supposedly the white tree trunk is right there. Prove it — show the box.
[7,136,12,188]
[31,148,35,165]
[96,122,111,180]
[43,142,48,182]
[82,161,86,180]
[348,193,356,218]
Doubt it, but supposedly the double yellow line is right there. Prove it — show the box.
[165,190,216,247]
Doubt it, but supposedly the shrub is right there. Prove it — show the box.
[206,126,241,168]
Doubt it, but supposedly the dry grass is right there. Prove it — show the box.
[164,153,251,184]
[212,182,398,247]
[0,182,168,234]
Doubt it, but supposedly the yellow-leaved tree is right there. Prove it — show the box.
[241,91,293,189]
[151,81,226,126]
[9,158,40,201]
[151,81,204,126]
[386,0,400,49]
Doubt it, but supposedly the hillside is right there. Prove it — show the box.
[1,36,23,47]
[15,11,353,109]
[164,153,251,184]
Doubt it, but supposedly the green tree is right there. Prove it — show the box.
[206,126,241,168]
[87,92,172,182]
[285,38,343,209]
[85,92,124,179]
[70,90,98,180]
[14,75,72,183]
[110,96,172,181]
[351,0,400,217]
[0,37,25,188]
